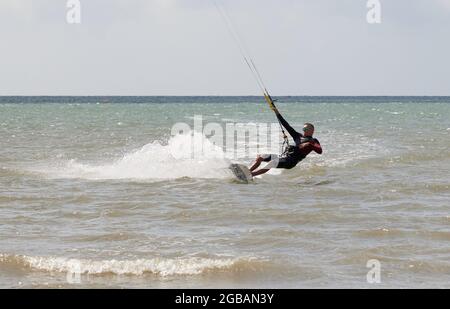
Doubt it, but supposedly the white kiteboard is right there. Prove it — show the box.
[229,164,253,184]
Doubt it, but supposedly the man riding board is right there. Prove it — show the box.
[250,108,323,177]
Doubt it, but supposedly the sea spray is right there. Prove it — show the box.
[36,132,231,181]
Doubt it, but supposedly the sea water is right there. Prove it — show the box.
[0,96,449,288]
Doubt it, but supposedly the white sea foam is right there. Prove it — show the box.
[0,254,260,277]
[36,132,232,181]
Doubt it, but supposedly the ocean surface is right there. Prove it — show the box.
[0,96,449,288]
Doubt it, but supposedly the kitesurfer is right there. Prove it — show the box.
[249,109,322,177]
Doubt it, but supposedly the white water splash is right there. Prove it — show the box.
[0,254,260,277]
[35,132,232,181]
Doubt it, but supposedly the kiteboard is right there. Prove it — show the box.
[229,164,253,184]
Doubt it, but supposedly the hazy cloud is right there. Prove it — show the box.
[0,0,449,95]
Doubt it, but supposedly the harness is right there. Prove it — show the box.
[282,136,314,158]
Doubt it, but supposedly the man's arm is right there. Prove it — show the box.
[275,110,302,140]
[311,139,322,154]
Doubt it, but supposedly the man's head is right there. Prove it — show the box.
[303,123,315,137]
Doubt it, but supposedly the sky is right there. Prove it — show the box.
[0,0,449,96]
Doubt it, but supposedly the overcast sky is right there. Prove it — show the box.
[1,0,449,96]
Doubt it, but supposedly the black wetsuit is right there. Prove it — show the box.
[262,113,322,169]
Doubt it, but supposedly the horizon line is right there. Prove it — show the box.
[1,95,450,98]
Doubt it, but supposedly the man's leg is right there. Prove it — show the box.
[251,154,279,177]
[251,168,270,177]
[249,155,264,172]
[250,154,273,172]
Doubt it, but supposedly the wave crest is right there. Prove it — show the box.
[0,254,262,277]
